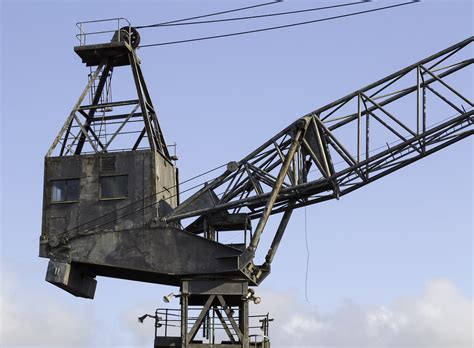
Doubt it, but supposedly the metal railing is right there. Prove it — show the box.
[76,17,132,46]
[152,307,273,344]
[249,334,270,348]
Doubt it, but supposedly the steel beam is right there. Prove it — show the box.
[249,123,306,252]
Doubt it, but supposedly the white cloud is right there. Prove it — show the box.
[253,279,473,348]
[0,268,100,347]
[119,279,472,348]
[2,269,471,348]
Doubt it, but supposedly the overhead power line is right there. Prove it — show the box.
[140,1,369,27]
[138,1,419,48]
[136,0,283,29]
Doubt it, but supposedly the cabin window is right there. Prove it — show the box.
[100,175,128,199]
[51,179,80,202]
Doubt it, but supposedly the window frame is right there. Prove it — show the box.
[99,174,129,201]
[50,178,80,204]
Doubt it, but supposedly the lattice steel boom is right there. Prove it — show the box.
[165,36,473,272]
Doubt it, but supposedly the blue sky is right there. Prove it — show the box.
[1,0,472,347]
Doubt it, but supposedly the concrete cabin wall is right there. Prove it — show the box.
[40,150,177,258]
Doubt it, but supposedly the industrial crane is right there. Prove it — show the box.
[39,19,473,347]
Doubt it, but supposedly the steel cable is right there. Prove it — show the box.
[138,1,419,48]
[135,0,283,29]
[141,1,368,27]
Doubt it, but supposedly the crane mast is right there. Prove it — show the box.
[39,20,473,347]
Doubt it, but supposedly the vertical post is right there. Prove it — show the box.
[117,19,120,42]
[202,313,207,340]
[357,93,361,163]
[165,309,168,337]
[207,225,216,241]
[244,225,247,246]
[265,314,269,337]
[422,87,426,133]
[212,308,216,344]
[206,313,210,340]
[240,298,249,348]
[422,77,427,152]
[293,150,298,184]
[154,310,158,338]
[181,292,188,345]
[79,23,83,45]
[365,99,370,177]
[417,65,421,134]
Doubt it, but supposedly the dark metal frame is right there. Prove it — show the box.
[179,280,250,348]
[152,307,271,347]
[165,37,473,274]
[47,31,170,159]
[42,27,473,347]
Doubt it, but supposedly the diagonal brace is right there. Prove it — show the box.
[249,121,307,252]
[187,295,215,343]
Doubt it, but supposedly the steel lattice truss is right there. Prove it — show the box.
[47,50,170,159]
[166,37,473,256]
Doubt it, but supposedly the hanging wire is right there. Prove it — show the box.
[142,1,368,27]
[135,0,283,29]
[304,206,311,303]
[138,1,419,48]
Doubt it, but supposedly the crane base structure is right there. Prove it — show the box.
[40,19,473,347]
[153,279,268,348]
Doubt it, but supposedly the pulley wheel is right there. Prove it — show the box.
[113,26,141,48]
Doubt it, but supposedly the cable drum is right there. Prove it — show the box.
[112,26,141,48]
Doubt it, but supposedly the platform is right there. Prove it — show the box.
[74,41,137,67]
